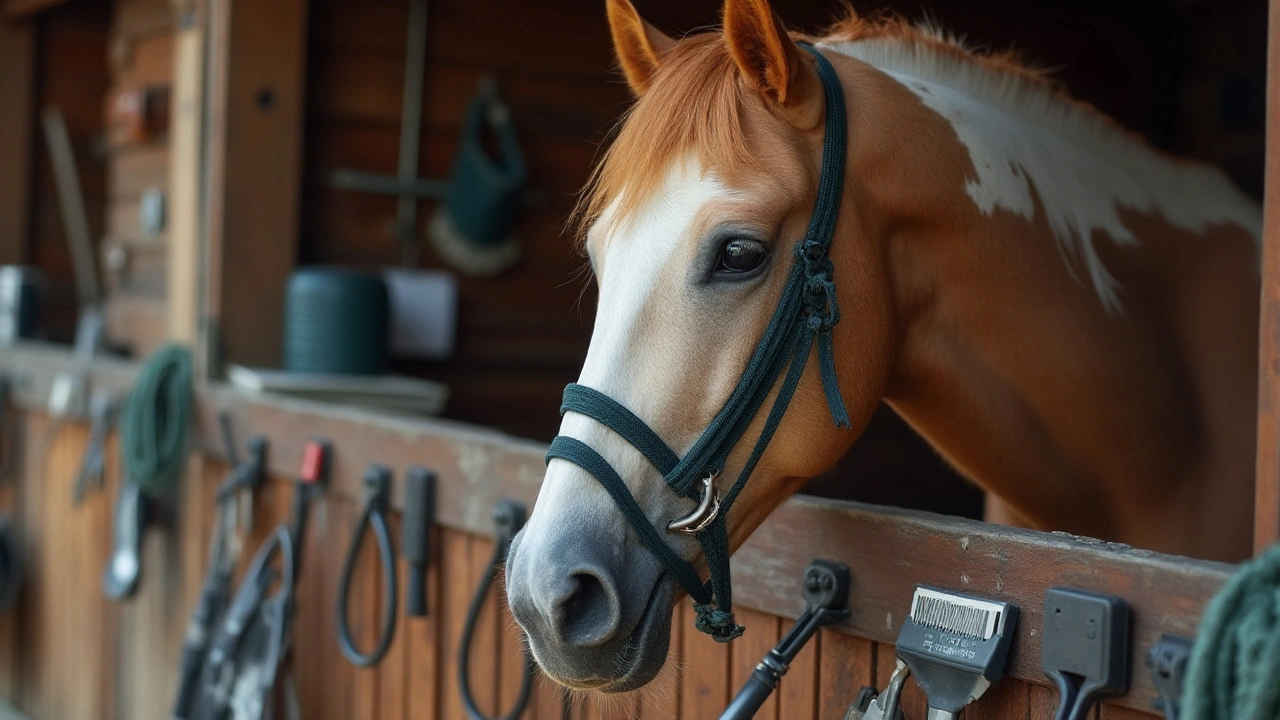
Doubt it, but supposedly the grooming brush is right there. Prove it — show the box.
[896,585,1020,720]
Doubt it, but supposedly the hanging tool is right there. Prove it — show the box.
[290,438,331,569]
[1042,587,1130,720]
[336,465,398,667]
[1146,634,1191,720]
[189,527,298,720]
[170,420,266,720]
[896,586,1019,720]
[845,660,910,720]
[103,344,193,601]
[459,499,534,720]
[720,560,851,719]
[402,466,435,617]
[72,388,118,505]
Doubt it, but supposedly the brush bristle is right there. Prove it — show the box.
[909,587,1007,640]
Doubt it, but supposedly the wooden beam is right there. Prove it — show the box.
[166,0,203,348]
[0,341,1234,712]
[202,0,308,372]
[0,20,35,265]
[0,0,67,21]
[1257,0,1280,553]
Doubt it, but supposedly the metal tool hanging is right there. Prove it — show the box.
[1043,587,1131,720]
[171,418,267,720]
[720,560,851,720]
[402,466,435,617]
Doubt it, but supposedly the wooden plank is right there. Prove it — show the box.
[347,499,380,719]
[319,498,354,720]
[0,345,1240,713]
[817,632,873,720]
[776,613,817,720]
[377,513,407,720]
[165,0,202,347]
[497,563,531,719]
[203,0,308,370]
[0,0,68,20]
[438,529,473,720]
[0,20,35,265]
[679,602,731,720]
[466,536,501,718]
[404,522,442,720]
[729,608,780,720]
[1256,0,1280,553]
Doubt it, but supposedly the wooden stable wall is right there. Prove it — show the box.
[0,346,1239,720]
[0,409,1166,720]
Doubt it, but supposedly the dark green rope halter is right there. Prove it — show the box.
[547,43,851,642]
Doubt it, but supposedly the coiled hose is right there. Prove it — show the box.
[1183,542,1280,720]
[119,344,193,496]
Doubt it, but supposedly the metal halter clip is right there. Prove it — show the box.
[668,472,721,535]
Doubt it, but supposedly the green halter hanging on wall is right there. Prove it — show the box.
[429,76,529,277]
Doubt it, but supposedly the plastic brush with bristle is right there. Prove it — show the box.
[896,585,1020,720]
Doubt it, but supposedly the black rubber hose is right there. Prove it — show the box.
[458,500,534,720]
[336,467,398,667]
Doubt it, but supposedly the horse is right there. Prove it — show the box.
[505,0,1262,694]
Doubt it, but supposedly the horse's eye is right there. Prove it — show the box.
[717,239,767,275]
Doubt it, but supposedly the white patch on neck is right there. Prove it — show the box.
[818,37,1262,312]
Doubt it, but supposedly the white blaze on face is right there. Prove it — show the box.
[819,38,1262,312]
[533,160,733,524]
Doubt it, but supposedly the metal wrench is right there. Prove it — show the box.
[73,389,117,505]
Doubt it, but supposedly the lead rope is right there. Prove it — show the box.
[548,43,851,642]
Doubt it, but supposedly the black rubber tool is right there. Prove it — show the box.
[336,465,398,667]
[1043,587,1131,720]
[1146,634,1192,720]
[402,466,436,617]
[720,560,851,720]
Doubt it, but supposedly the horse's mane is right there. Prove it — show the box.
[575,11,1126,241]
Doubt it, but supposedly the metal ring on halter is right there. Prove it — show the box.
[668,473,721,535]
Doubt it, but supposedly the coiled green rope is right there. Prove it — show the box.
[119,344,193,497]
[1183,542,1280,720]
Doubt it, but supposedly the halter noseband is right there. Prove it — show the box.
[546,44,850,642]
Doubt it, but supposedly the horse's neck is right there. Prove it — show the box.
[832,47,1260,560]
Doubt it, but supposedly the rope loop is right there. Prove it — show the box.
[694,603,744,642]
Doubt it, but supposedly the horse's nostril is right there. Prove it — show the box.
[557,570,621,648]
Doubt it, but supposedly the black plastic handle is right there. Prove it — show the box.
[721,669,776,719]
[402,466,436,617]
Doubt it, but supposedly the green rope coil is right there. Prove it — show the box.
[120,344,193,497]
[1183,542,1280,720]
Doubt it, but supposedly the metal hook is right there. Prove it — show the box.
[668,472,721,535]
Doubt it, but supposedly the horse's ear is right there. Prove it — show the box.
[723,0,814,111]
[607,0,676,97]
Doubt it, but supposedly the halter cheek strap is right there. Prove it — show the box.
[546,43,850,642]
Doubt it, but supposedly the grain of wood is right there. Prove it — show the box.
[405,523,442,720]
[679,602,732,720]
[348,499,381,718]
[439,529,475,720]
[1256,0,1280,553]
[377,514,407,720]
[0,20,35,265]
[964,680,1030,719]
[776,615,818,720]
[729,607,781,720]
[818,631,874,720]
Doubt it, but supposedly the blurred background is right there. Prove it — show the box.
[1,0,1268,519]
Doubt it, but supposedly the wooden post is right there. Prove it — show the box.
[0,20,35,265]
[166,0,205,350]
[203,0,308,373]
[1257,0,1280,553]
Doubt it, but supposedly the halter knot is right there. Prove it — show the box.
[693,603,745,642]
[797,242,840,332]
